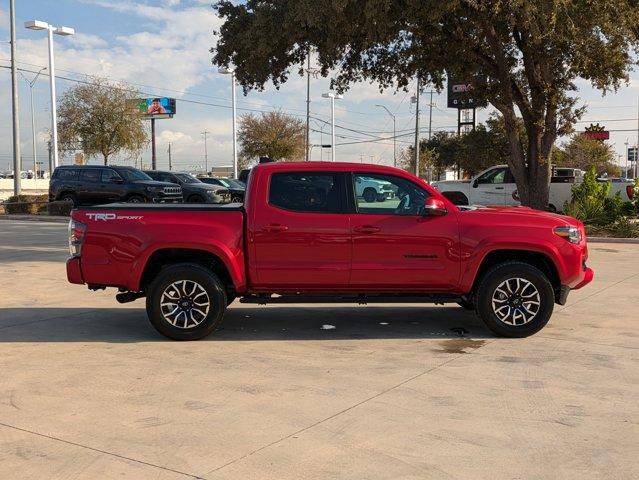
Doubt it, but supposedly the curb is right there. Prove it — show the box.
[588,236,639,244]
[0,215,69,224]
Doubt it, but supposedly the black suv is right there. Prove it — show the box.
[49,165,183,206]
[144,171,230,204]
[197,177,245,202]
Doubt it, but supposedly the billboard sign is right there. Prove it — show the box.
[447,77,487,109]
[138,97,176,118]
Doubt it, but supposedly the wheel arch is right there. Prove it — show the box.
[136,247,239,296]
[441,191,469,205]
[469,249,561,297]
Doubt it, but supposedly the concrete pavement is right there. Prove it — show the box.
[0,220,637,479]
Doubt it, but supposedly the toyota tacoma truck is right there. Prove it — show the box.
[66,161,593,340]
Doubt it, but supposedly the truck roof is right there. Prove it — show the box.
[253,161,405,174]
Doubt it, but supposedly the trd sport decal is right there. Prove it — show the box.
[86,213,143,221]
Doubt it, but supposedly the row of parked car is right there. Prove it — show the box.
[48,165,245,207]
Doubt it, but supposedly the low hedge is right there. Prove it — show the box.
[4,194,49,214]
[47,200,73,216]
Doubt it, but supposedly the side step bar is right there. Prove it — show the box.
[239,293,463,305]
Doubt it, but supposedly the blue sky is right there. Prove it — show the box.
[1,0,638,173]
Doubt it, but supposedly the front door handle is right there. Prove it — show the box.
[263,223,289,233]
[353,225,381,234]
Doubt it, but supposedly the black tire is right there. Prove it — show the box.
[226,293,236,306]
[474,261,554,338]
[188,194,205,203]
[363,188,377,203]
[60,193,78,207]
[128,195,145,203]
[457,299,475,311]
[146,263,227,340]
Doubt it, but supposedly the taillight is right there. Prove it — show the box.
[68,219,87,257]
[626,185,634,200]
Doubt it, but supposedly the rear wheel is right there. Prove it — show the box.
[363,188,377,203]
[60,193,77,207]
[146,263,227,340]
[474,261,554,338]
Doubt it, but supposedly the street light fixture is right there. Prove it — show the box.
[218,66,238,179]
[375,104,396,167]
[25,20,75,170]
[321,92,343,161]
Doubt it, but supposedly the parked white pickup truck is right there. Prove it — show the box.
[432,165,635,211]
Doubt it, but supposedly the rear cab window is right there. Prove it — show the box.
[268,172,345,213]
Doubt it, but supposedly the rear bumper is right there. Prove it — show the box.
[66,257,84,284]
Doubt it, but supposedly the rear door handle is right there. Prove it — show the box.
[263,224,289,233]
[353,225,381,234]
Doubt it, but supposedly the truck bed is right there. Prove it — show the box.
[78,203,244,211]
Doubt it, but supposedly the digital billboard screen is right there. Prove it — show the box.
[138,97,176,117]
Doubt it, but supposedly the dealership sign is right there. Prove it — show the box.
[447,77,487,109]
[583,123,609,141]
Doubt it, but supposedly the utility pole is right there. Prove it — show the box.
[10,0,21,195]
[167,143,172,171]
[305,54,311,161]
[428,91,434,141]
[201,130,209,173]
[413,76,421,178]
[20,68,46,182]
[151,118,156,169]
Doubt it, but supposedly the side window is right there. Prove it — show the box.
[354,173,428,216]
[55,168,79,180]
[269,172,344,213]
[79,169,100,182]
[477,167,508,184]
[101,169,122,182]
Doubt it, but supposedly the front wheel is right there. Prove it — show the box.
[474,261,554,338]
[128,195,145,203]
[146,263,227,340]
[363,188,377,203]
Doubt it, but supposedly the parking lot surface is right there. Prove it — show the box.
[0,219,637,479]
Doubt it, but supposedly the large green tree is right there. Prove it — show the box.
[213,0,639,209]
[557,134,621,176]
[238,111,305,168]
[58,77,147,165]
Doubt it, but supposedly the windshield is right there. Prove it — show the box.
[175,173,201,184]
[226,179,245,188]
[118,169,152,181]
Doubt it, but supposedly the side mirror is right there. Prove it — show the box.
[472,179,479,188]
[423,197,447,216]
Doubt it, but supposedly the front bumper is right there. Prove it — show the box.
[67,257,84,284]
[152,195,183,203]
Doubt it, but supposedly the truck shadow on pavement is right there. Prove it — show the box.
[0,305,491,342]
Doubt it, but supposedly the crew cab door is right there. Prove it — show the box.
[350,173,460,290]
[77,169,102,205]
[99,168,126,202]
[471,167,509,206]
[251,171,351,288]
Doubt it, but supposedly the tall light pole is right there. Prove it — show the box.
[413,76,421,178]
[201,130,209,173]
[375,104,396,167]
[218,67,238,178]
[20,68,46,182]
[10,0,21,195]
[322,92,343,161]
[25,20,75,170]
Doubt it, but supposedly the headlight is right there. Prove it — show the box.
[554,226,581,244]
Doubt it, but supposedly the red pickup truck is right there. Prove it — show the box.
[67,161,593,340]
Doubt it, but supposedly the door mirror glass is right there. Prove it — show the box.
[423,197,447,216]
